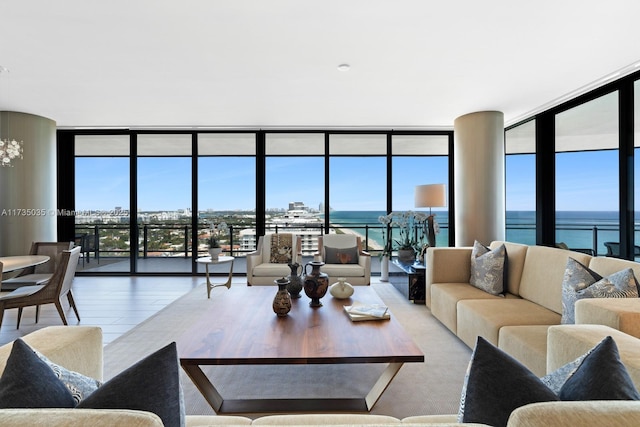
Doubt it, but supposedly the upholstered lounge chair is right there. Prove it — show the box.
[246,233,302,285]
[317,234,371,285]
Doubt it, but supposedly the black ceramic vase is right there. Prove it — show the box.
[273,278,292,317]
[303,261,329,307]
[286,262,303,299]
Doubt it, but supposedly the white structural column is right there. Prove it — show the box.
[0,111,57,256]
[453,111,506,246]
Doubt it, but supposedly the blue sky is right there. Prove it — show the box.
[507,150,623,211]
[76,156,450,212]
[76,151,627,213]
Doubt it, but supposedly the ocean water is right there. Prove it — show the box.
[327,210,635,256]
[327,210,450,249]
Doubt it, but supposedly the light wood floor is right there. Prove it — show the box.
[0,276,220,346]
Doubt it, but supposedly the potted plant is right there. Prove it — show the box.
[207,222,227,261]
[391,211,428,265]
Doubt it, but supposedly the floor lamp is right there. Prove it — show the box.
[415,184,447,248]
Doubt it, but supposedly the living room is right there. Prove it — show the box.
[2,1,640,426]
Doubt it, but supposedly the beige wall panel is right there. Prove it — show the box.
[0,112,57,256]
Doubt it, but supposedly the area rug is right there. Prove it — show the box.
[104,281,471,419]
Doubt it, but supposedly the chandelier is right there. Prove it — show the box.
[0,66,24,167]
[0,138,23,167]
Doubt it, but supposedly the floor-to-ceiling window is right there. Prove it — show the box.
[505,120,536,244]
[328,134,387,253]
[137,134,193,273]
[74,134,131,272]
[64,129,454,275]
[555,91,619,255]
[265,133,325,255]
[391,134,450,247]
[198,133,256,274]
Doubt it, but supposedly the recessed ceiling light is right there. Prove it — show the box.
[337,64,351,72]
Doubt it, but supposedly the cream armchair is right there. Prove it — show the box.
[317,234,371,285]
[247,233,302,285]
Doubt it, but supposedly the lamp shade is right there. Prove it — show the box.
[415,184,447,208]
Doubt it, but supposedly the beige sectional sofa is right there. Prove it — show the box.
[425,241,640,377]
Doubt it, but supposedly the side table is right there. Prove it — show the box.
[196,255,234,298]
[389,259,426,304]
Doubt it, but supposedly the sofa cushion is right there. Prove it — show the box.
[518,246,592,314]
[575,298,640,339]
[490,241,528,296]
[0,339,76,409]
[508,401,640,427]
[561,258,639,324]
[0,408,165,426]
[498,325,550,377]
[458,336,558,427]
[589,256,640,281]
[252,413,402,424]
[470,241,506,295]
[77,342,184,427]
[324,246,358,264]
[431,283,510,335]
[320,264,365,277]
[34,350,102,405]
[456,299,561,348]
[559,336,640,401]
[251,263,291,277]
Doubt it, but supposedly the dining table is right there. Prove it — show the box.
[0,255,50,273]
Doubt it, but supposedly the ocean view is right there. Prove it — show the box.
[327,210,639,257]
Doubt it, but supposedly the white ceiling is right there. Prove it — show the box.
[1,0,640,130]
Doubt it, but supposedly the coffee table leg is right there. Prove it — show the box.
[364,362,403,410]
[182,364,224,412]
[182,361,403,413]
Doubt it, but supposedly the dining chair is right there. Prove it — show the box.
[2,241,74,291]
[0,246,82,329]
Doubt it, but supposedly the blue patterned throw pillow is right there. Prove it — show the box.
[561,257,639,324]
[34,350,102,405]
[470,241,506,295]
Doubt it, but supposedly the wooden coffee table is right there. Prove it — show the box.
[177,285,424,413]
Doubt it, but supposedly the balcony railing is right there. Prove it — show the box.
[75,220,639,262]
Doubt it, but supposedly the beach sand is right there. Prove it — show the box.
[332,224,383,250]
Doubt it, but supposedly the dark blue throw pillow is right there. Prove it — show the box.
[560,336,640,401]
[0,339,75,408]
[77,341,184,427]
[459,337,558,427]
